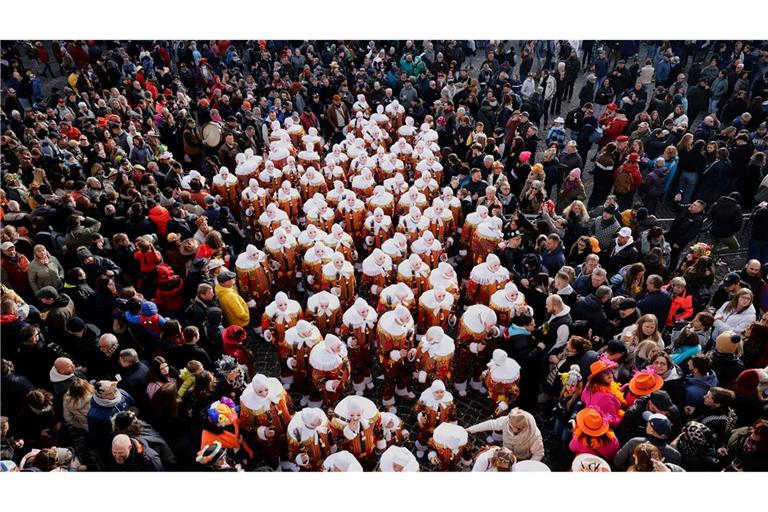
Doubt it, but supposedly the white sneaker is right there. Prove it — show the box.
[486,435,495,444]
[355,389,364,396]
[366,382,375,389]
[416,450,425,459]
[458,389,467,397]
[300,395,309,407]
[387,406,397,414]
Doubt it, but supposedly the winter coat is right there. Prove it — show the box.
[712,303,756,339]
[215,283,250,327]
[665,289,694,327]
[590,217,620,253]
[638,290,672,328]
[708,195,743,238]
[711,351,744,389]
[568,433,620,462]
[614,436,682,470]
[684,372,719,409]
[0,253,32,296]
[27,256,65,293]
[153,266,186,314]
[87,390,135,449]
[572,294,610,338]
[541,244,566,277]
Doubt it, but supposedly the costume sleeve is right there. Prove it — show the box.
[465,417,505,434]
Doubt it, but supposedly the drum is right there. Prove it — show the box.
[202,123,223,148]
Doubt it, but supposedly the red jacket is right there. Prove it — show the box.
[148,206,171,237]
[134,249,163,274]
[153,265,185,313]
[665,287,694,327]
[600,115,629,146]
[0,254,31,295]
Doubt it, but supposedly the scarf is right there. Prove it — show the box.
[94,393,123,408]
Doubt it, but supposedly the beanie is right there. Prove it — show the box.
[715,331,742,355]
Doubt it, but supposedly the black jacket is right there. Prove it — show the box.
[638,290,673,327]
[666,209,705,247]
[708,196,743,238]
[168,344,214,371]
[572,294,610,338]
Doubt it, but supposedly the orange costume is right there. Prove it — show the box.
[234,244,272,312]
[261,292,302,385]
[305,290,342,337]
[428,422,472,471]
[238,374,294,469]
[240,179,269,232]
[483,349,522,417]
[301,241,333,293]
[329,396,384,471]
[360,249,393,304]
[286,408,335,471]
[363,209,394,252]
[285,320,323,405]
[340,298,379,394]
[414,379,456,453]
[467,254,511,306]
[453,304,499,396]
[471,217,504,266]
[320,253,357,310]
[414,327,455,387]
[264,227,299,292]
[397,254,431,303]
[376,305,417,411]
[309,334,351,409]
[211,167,240,214]
[417,287,455,334]
[424,199,456,244]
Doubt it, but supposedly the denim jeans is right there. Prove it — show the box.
[679,171,699,204]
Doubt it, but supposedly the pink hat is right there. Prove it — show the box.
[569,168,581,180]
[519,151,531,162]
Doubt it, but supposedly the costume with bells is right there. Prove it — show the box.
[286,408,335,471]
[483,349,522,416]
[235,244,272,312]
[320,252,357,310]
[428,422,472,471]
[467,254,511,306]
[454,304,499,396]
[261,292,303,385]
[376,305,417,411]
[413,327,455,385]
[285,320,324,407]
[264,227,299,293]
[329,396,384,471]
[340,298,379,394]
[309,334,351,409]
[305,290,342,337]
[238,374,294,469]
[414,379,457,457]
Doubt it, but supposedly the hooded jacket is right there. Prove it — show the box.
[541,243,566,277]
[708,195,743,238]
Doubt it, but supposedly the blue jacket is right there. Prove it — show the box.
[671,345,702,366]
[541,244,566,277]
[87,390,135,447]
[684,372,718,408]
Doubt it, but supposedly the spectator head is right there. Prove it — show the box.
[111,434,132,464]
[704,387,735,409]
[98,334,119,355]
[688,353,712,376]
[53,357,75,376]
[591,268,607,288]
[183,326,200,345]
[197,283,214,301]
[596,285,612,303]
[545,294,564,315]
[119,348,139,368]
[744,259,761,277]
[645,274,663,292]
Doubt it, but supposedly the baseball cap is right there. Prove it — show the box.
[722,272,741,286]
[618,227,632,237]
[1,241,14,251]
[643,412,673,437]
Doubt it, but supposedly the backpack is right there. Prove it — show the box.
[613,166,634,194]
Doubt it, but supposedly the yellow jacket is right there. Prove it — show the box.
[215,283,250,327]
